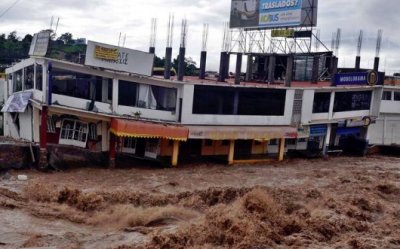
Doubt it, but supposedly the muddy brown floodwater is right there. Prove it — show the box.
[0,156,400,249]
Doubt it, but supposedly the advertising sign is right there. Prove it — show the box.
[334,71,379,86]
[29,30,51,57]
[309,124,327,137]
[230,0,317,29]
[85,41,154,77]
[271,29,295,38]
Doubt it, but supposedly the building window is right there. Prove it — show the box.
[333,91,372,112]
[35,64,43,91]
[88,123,97,140]
[122,137,137,154]
[394,92,400,101]
[298,138,307,143]
[221,140,230,146]
[25,66,34,90]
[118,80,138,107]
[47,116,56,133]
[269,139,278,145]
[382,91,392,101]
[313,92,331,113]
[286,139,296,145]
[59,119,88,147]
[204,139,213,146]
[13,70,23,92]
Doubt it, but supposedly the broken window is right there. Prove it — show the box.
[333,91,372,112]
[313,92,331,113]
[60,119,88,148]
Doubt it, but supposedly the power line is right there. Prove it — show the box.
[0,0,22,20]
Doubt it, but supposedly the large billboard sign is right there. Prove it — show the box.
[334,71,381,86]
[85,41,154,77]
[230,0,318,29]
[29,30,51,57]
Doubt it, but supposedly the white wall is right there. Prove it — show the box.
[368,115,400,145]
[181,85,295,126]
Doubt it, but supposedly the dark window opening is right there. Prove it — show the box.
[221,140,230,146]
[333,91,372,112]
[394,92,400,101]
[118,80,138,107]
[238,88,286,116]
[193,85,235,115]
[204,139,213,146]
[192,85,286,116]
[313,92,331,113]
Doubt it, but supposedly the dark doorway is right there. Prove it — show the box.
[234,140,253,160]
[135,139,146,157]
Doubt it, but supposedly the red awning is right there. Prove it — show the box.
[110,118,189,141]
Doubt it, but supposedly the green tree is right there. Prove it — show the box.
[57,32,73,45]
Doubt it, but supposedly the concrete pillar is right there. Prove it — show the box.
[233,90,239,115]
[330,56,338,86]
[218,52,227,82]
[172,140,180,167]
[245,55,253,82]
[311,55,320,83]
[323,124,332,156]
[278,138,285,161]
[109,133,116,168]
[268,54,276,84]
[228,140,235,165]
[112,78,118,113]
[225,53,230,78]
[373,57,380,71]
[355,56,361,71]
[235,53,243,85]
[178,47,186,81]
[42,62,48,104]
[39,106,49,169]
[328,91,335,120]
[285,54,293,87]
[47,63,53,105]
[164,47,172,79]
[199,51,207,79]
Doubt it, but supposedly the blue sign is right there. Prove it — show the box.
[310,124,327,137]
[334,71,379,86]
[259,0,303,28]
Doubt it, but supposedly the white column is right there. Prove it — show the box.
[112,78,118,113]
[328,91,335,120]
[32,107,40,143]
[42,62,48,104]
[101,121,109,152]
[323,124,332,155]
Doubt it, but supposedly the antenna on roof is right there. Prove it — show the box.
[335,28,341,56]
[357,30,363,57]
[123,34,127,47]
[202,23,209,52]
[50,16,54,30]
[54,18,60,37]
[118,32,122,46]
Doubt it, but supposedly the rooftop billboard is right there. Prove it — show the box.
[85,41,154,77]
[230,0,318,29]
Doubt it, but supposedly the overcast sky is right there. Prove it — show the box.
[0,0,399,74]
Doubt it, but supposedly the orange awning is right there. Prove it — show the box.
[110,118,189,141]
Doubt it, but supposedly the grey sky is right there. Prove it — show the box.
[0,0,399,74]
